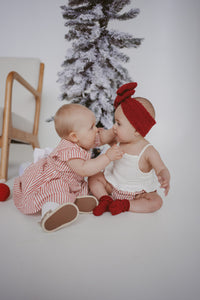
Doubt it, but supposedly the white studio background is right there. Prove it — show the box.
[0,0,199,179]
[0,2,200,300]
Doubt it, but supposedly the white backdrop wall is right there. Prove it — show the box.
[0,0,199,161]
[0,3,200,299]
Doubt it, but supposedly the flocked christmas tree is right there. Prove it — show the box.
[58,0,142,128]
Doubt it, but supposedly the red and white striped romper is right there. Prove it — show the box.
[13,139,91,215]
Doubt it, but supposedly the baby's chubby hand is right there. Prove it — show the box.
[157,169,170,196]
[105,144,123,161]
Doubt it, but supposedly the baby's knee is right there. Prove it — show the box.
[151,194,163,212]
[88,172,102,185]
[88,173,105,191]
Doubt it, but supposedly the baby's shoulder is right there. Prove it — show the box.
[143,144,161,163]
[143,144,157,155]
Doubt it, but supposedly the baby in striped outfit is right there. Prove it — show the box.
[13,104,123,232]
[89,83,170,216]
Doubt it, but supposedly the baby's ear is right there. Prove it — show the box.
[68,132,78,143]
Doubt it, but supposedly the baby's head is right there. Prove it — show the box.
[54,103,97,150]
[114,83,156,137]
[54,103,94,138]
[133,97,155,119]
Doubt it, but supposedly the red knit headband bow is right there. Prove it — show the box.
[114,82,156,137]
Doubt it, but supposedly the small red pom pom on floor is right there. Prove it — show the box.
[0,183,10,202]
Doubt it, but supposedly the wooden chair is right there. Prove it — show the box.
[0,57,45,182]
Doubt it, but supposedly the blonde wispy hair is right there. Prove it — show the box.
[54,103,89,138]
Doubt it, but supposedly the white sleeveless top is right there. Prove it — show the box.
[104,144,158,193]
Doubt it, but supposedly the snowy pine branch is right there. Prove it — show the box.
[108,0,131,14]
[68,0,90,7]
[107,30,143,48]
[111,8,140,20]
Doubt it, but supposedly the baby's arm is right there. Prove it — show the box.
[67,144,123,177]
[157,168,170,196]
[147,147,170,196]
[98,128,117,146]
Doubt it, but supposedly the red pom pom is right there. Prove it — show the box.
[0,183,10,202]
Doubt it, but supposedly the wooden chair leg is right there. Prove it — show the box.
[31,136,40,149]
[0,139,11,182]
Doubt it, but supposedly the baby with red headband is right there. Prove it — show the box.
[89,82,170,215]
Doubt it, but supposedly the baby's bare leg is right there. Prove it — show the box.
[88,172,113,200]
[129,191,163,213]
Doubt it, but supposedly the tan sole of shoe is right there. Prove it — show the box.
[42,203,79,232]
[75,195,98,213]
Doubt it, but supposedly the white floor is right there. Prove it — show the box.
[0,143,199,300]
